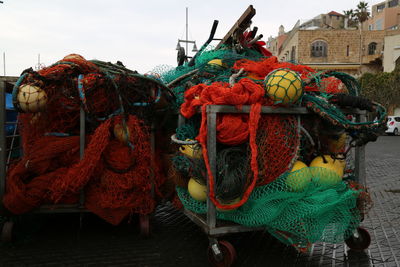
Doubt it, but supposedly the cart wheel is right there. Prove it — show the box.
[139,214,150,237]
[345,227,371,251]
[207,240,237,267]
[1,221,13,243]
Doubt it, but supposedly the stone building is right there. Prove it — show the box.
[267,11,385,76]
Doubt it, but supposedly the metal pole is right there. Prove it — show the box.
[0,81,6,198]
[354,113,367,186]
[206,107,217,229]
[186,7,188,58]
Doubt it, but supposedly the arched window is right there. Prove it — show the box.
[311,40,328,57]
[368,42,377,55]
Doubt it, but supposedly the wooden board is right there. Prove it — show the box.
[215,5,256,49]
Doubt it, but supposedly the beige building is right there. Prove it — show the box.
[270,29,384,75]
[366,0,400,30]
[383,30,400,71]
[267,11,385,76]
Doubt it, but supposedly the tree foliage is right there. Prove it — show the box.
[358,67,400,110]
[343,1,371,28]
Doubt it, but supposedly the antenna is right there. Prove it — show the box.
[35,53,45,70]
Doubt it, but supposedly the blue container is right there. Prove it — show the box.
[5,93,17,135]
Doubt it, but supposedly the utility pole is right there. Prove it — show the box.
[175,7,198,66]
[185,7,189,58]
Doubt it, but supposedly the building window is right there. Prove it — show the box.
[346,45,350,56]
[389,0,398,7]
[377,4,385,12]
[311,40,328,57]
[375,19,383,30]
[368,24,374,30]
[290,46,296,61]
[368,42,377,55]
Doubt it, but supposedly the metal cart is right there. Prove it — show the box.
[0,77,153,242]
[179,104,370,266]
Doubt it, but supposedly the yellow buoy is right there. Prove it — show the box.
[207,59,227,68]
[179,139,202,159]
[285,161,312,191]
[310,155,346,185]
[113,123,130,144]
[17,84,47,113]
[264,69,303,105]
[188,178,207,202]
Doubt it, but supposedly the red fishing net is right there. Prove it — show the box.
[4,54,172,225]
[180,74,301,210]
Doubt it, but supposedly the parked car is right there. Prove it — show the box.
[386,116,400,136]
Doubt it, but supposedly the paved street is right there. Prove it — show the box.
[1,136,399,267]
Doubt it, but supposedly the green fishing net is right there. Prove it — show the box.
[177,167,361,250]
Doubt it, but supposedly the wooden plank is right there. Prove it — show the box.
[216,5,256,49]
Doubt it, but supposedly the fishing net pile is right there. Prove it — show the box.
[3,54,175,225]
[158,45,386,251]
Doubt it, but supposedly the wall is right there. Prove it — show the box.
[383,31,400,71]
[295,30,384,64]
[384,6,400,29]
[297,30,362,64]
[278,31,299,61]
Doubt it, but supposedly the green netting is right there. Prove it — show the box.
[177,167,361,250]
[175,116,200,140]
[303,94,387,128]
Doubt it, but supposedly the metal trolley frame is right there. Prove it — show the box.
[180,104,368,265]
[0,77,153,241]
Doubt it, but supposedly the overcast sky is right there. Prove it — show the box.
[1,0,383,76]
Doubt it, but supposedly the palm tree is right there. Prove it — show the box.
[354,1,371,24]
[343,9,357,27]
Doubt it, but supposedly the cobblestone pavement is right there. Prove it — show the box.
[0,136,399,267]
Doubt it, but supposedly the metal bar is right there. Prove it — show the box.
[206,107,217,229]
[5,147,21,152]
[178,39,196,44]
[79,107,85,207]
[188,20,219,67]
[178,114,185,127]
[34,205,90,214]
[205,105,367,115]
[5,135,20,138]
[209,225,264,236]
[6,118,19,169]
[354,113,367,186]
[0,81,6,200]
[5,121,18,125]
[183,209,210,234]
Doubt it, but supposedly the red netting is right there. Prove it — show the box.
[320,77,349,94]
[256,115,300,185]
[4,54,173,225]
[4,114,158,225]
[233,56,318,91]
